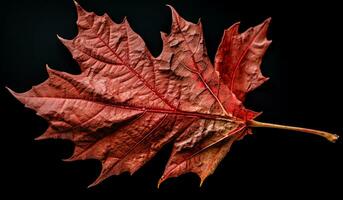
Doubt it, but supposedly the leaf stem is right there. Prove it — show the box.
[247,120,339,143]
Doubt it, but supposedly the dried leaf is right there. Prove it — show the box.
[7,2,338,187]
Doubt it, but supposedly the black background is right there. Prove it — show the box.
[0,0,342,198]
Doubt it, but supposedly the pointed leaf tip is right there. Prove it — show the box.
[165,4,174,10]
[35,134,48,141]
[62,157,76,162]
[45,65,61,76]
[73,0,79,6]
[73,0,82,10]
[56,34,70,43]
[157,179,163,189]
[56,34,62,40]
[157,174,169,189]
[230,21,240,30]
[122,16,128,25]
[45,64,56,77]
[5,86,19,97]
[199,179,204,187]
[74,0,88,19]
[266,17,272,22]
[197,18,202,25]
[262,17,272,30]
[166,4,180,18]
[88,176,103,188]
[45,63,51,70]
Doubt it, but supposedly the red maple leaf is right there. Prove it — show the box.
[7,2,338,187]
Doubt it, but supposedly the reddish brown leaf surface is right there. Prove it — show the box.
[8,2,272,187]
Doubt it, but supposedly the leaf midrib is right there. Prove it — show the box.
[19,95,235,122]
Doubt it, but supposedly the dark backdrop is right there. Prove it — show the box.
[0,0,342,198]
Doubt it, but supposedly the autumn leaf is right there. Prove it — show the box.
[7,1,339,188]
